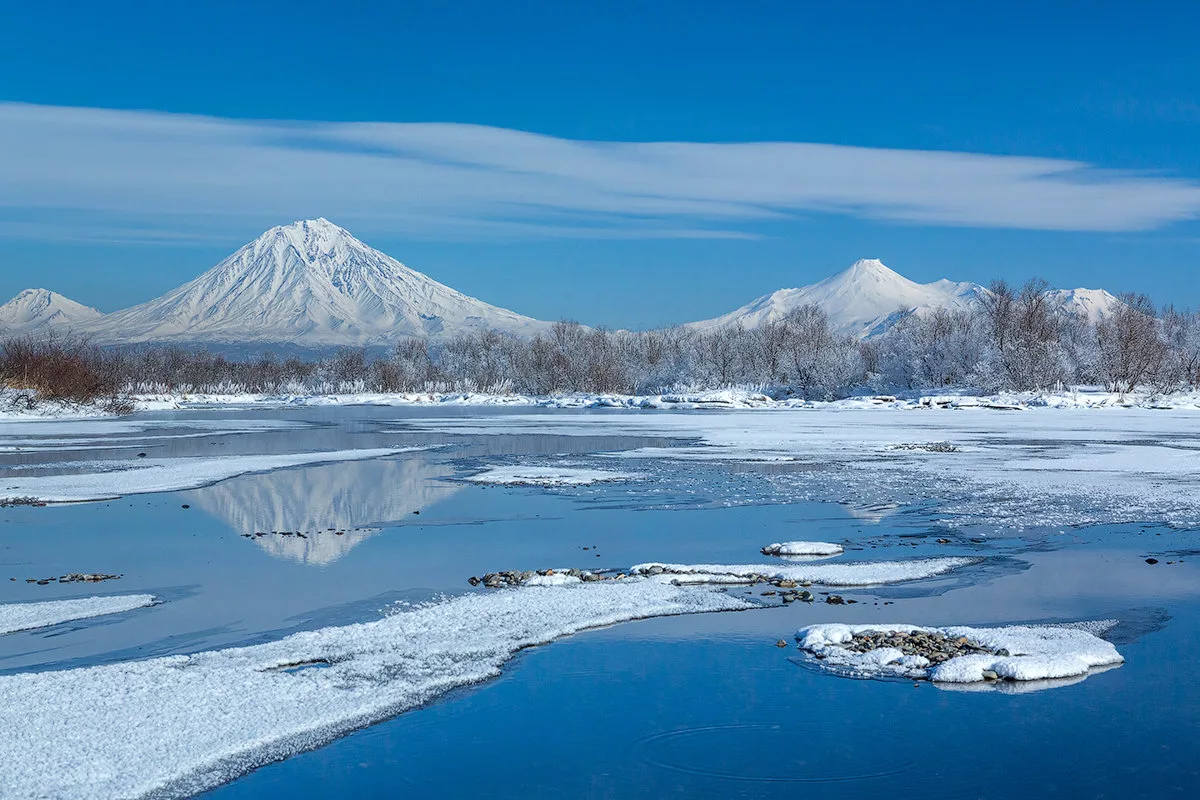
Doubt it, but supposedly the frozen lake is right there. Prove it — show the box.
[1,404,1198,798]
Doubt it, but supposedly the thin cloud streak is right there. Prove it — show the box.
[2,102,1199,243]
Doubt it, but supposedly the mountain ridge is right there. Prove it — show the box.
[1,224,1125,346]
[687,258,1121,338]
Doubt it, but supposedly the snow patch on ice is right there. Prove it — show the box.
[632,557,978,586]
[761,541,844,558]
[0,594,156,635]
[466,465,639,486]
[797,622,1124,684]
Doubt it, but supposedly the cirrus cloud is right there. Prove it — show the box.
[1,102,1198,243]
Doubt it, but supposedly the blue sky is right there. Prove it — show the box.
[1,0,1198,328]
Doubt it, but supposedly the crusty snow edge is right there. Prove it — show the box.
[0,581,754,800]
[631,557,979,586]
[761,541,844,557]
[465,465,639,486]
[797,622,1123,684]
[0,594,157,635]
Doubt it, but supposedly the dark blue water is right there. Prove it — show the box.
[2,405,1198,798]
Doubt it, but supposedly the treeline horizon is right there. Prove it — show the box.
[3,279,1199,408]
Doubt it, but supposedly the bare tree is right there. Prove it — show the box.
[1095,293,1166,394]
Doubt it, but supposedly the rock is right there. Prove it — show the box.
[467,576,480,586]
[775,639,788,648]
[825,595,845,605]
[1146,558,1159,565]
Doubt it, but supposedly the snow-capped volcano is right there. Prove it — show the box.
[688,259,986,337]
[0,289,104,335]
[688,258,1122,338]
[85,219,552,346]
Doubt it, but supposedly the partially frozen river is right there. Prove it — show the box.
[1,404,1198,798]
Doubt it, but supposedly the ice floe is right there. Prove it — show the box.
[0,581,754,799]
[0,447,425,503]
[0,594,157,635]
[465,465,639,486]
[796,622,1123,684]
[761,541,844,558]
[630,557,978,586]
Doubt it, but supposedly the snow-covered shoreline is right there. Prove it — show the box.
[123,386,1200,414]
[3,385,1198,423]
[0,582,755,799]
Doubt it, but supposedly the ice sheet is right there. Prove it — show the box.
[465,466,639,486]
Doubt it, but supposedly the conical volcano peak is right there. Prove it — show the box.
[80,219,553,346]
[262,218,364,261]
[842,258,899,279]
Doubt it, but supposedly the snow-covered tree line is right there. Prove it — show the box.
[4,279,1200,400]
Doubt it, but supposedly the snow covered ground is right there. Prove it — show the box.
[1,447,424,503]
[0,594,157,635]
[797,622,1124,684]
[465,465,640,486]
[124,386,1200,413]
[0,582,754,799]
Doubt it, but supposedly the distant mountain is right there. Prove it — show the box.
[81,218,553,347]
[687,258,1122,338]
[0,289,103,336]
[1044,287,1123,323]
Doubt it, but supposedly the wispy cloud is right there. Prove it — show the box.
[2,102,1199,243]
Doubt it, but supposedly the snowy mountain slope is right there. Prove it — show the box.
[1044,288,1123,323]
[688,259,1123,338]
[83,219,553,346]
[687,259,985,338]
[0,289,104,335]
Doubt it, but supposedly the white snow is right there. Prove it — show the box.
[127,385,1200,415]
[796,622,1123,684]
[0,447,423,502]
[686,259,984,338]
[522,572,583,586]
[761,541,844,557]
[465,466,639,486]
[0,581,754,799]
[0,288,103,335]
[0,594,156,635]
[685,258,1122,338]
[632,557,978,586]
[75,218,553,347]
